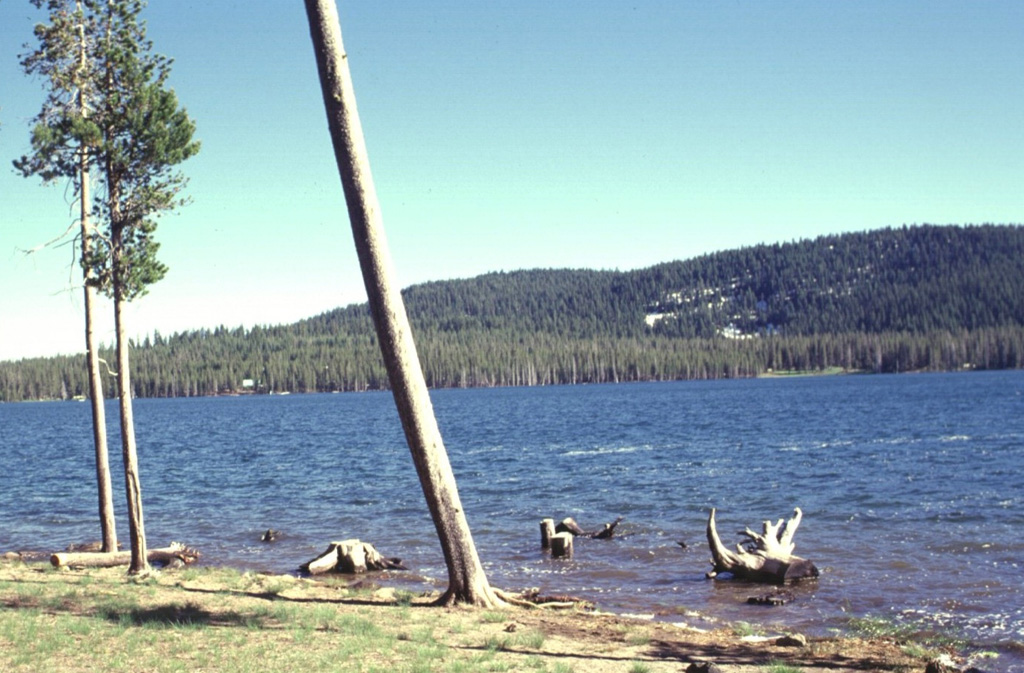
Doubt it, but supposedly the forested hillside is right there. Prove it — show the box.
[3,224,1023,401]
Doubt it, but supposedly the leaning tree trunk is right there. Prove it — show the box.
[111,227,149,576]
[706,507,819,584]
[304,0,501,607]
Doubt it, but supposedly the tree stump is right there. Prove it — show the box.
[540,518,555,550]
[705,507,819,583]
[301,539,406,575]
[550,532,574,558]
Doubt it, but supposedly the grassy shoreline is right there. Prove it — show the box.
[0,558,956,673]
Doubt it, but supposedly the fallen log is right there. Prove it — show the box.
[301,539,407,575]
[50,542,199,569]
[705,508,819,584]
[3,550,52,563]
[65,541,123,552]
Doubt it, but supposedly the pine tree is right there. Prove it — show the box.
[15,0,118,553]
[85,0,198,574]
[80,0,199,574]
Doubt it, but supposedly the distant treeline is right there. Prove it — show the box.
[3,224,1023,402]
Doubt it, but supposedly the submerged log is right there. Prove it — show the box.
[50,542,199,569]
[705,508,819,584]
[554,516,624,539]
[592,517,624,539]
[555,517,588,536]
[301,539,407,575]
[747,589,795,606]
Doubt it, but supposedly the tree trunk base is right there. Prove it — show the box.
[434,585,506,608]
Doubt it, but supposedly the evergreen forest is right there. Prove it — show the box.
[4,224,1023,402]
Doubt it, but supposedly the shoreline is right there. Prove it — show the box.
[0,557,979,673]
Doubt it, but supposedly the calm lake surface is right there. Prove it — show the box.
[3,371,1023,665]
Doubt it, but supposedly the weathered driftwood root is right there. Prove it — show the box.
[301,539,407,575]
[50,542,199,569]
[706,508,818,584]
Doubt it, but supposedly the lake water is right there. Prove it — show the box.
[2,371,1023,667]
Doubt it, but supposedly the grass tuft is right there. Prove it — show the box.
[480,610,506,624]
[763,660,803,673]
[732,620,765,638]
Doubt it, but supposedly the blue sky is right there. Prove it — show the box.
[2,1,1022,361]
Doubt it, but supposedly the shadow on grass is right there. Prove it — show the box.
[100,602,267,629]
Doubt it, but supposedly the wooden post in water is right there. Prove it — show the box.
[540,518,555,550]
[551,532,574,558]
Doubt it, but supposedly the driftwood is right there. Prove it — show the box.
[50,542,199,569]
[705,508,819,584]
[493,587,594,610]
[3,551,53,563]
[554,516,623,539]
[301,539,407,575]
